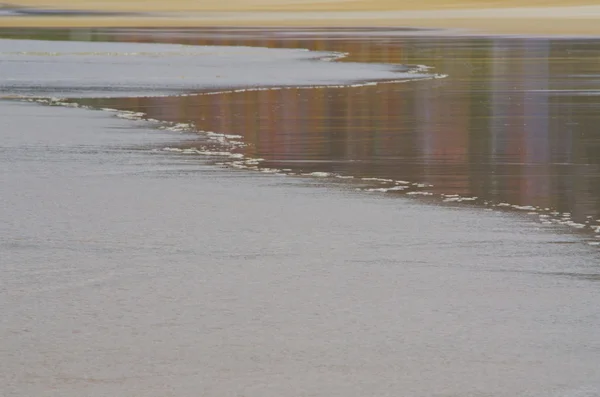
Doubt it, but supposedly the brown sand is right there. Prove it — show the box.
[1,0,600,36]
[7,0,598,12]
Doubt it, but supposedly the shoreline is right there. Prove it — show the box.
[0,3,599,36]
[4,98,599,397]
[3,18,600,38]
[2,29,600,239]
[3,23,600,397]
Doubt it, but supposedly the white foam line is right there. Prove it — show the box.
[206,131,243,139]
[406,191,434,196]
[116,111,146,120]
[361,177,394,183]
[318,51,349,62]
[19,76,598,246]
[512,205,537,211]
[426,192,600,242]
[304,172,333,177]
[166,73,446,100]
[365,186,409,193]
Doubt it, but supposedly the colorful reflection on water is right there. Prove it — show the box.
[4,28,600,228]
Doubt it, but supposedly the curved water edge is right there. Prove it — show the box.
[0,38,444,99]
[2,32,599,245]
[3,30,600,397]
[26,94,600,246]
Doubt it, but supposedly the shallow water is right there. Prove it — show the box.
[40,27,598,234]
[0,36,435,98]
[1,29,600,397]
[3,98,600,397]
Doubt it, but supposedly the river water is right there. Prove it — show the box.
[1,28,600,397]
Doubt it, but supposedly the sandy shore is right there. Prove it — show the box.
[6,0,597,12]
[1,1,600,36]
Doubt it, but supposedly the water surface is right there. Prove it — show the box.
[32,27,598,234]
[1,29,600,397]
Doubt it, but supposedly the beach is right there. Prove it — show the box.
[2,4,600,397]
[2,96,600,396]
[1,0,600,36]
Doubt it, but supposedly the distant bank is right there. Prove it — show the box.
[1,0,600,36]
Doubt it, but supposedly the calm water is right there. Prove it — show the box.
[38,27,599,232]
[1,28,600,397]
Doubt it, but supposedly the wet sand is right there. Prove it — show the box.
[1,1,599,36]
[3,16,600,37]
[3,97,600,397]
[2,27,600,397]
[30,26,597,236]
[0,38,435,98]
[9,0,598,12]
